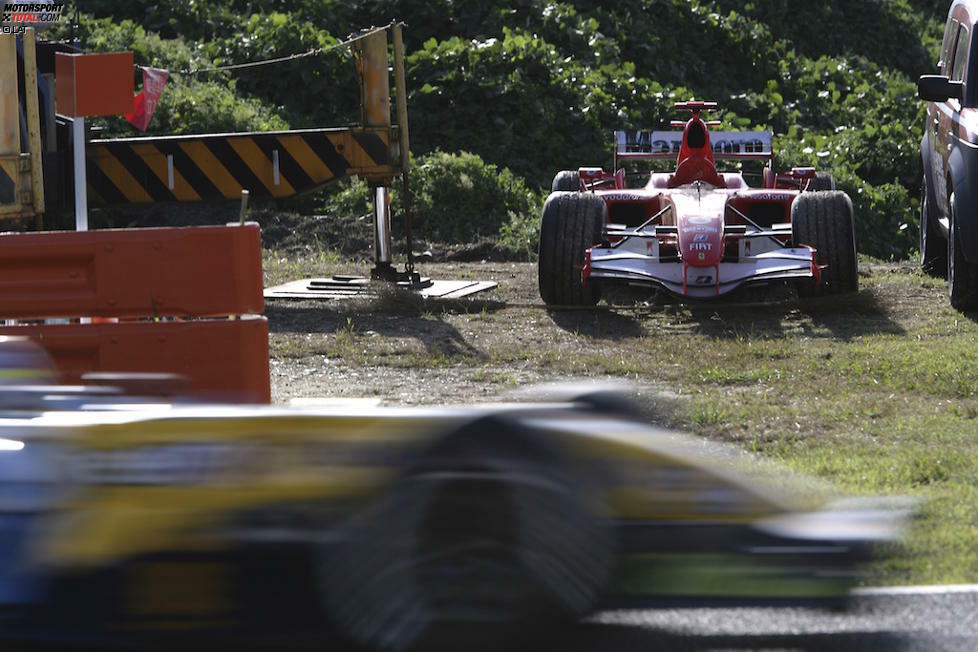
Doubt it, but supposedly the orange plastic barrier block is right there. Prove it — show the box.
[0,318,271,404]
[0,224,263,320]
[55,52,135,118]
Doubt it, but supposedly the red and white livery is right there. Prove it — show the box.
[538,101,858,305]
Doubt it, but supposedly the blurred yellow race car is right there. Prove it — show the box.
[0,382,902,651]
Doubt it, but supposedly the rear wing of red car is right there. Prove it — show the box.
[614,130,773,170]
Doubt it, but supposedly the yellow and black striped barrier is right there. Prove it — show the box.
[87,127,396,205]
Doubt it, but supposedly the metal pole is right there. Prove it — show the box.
[72,116,87,231]
[391,22,416,274]
[374,186,392,266]
[22,28,45,227]
[239,189,250,225]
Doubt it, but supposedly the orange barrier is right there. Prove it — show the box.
[0,224,263,319]
[0,224,270,403]
[0,318,270,403]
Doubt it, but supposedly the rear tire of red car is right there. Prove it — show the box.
[551,170,581,192]
[920,176,947,277]
[810,172,836,191]
[538,192,605,307]
[948,199,978,310]
[792,191,858,297]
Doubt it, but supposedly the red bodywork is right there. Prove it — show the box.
[576,101,824,298]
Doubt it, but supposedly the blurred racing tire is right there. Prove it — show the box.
[948,197,978,310]
[320,418,616,652]
[538,192,606,307]
[551,170,581,192]
[792,191,858,297]
[920,174,947,277]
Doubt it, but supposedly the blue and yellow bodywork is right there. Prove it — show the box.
[0,395,902,649]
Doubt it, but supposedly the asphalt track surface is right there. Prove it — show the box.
[9,586,977,651]
[579,586,978,651]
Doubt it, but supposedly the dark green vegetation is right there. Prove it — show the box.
[55,1,945,260]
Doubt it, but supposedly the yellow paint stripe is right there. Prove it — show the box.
[92,151,153,203]
[276,134,334,184]
[334,132,371,170]
[177,141,241,199]
[130,143,200,202]
[227,137,295,198]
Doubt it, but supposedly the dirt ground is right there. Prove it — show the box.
[266,258,929,410]
[268,261,577,404]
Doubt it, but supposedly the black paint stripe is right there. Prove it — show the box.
[203,138,268,199]
[99,143,174,202]
[0,164,14,205]
[87,185,105,206]
[152,142,222,200]
[300,133,350,177]
[86,158,129,205]
[352,131,390,166]
[252,134,314,193]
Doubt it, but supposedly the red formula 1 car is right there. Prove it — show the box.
[538,101,858,305]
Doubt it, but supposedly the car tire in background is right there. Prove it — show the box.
[948,197,978,310]
[809,171,836,191]
[538,192,606,307]
[551,170,581,192]
[792,191,859,297]
[319,418,616,652]
[920,174,947,278]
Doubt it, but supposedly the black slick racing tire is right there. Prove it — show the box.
[920,174,947,277]
[809,171,836,191]
[948,198,978,311]
[791,191,858,297]
[551,170,581,192]
[319,419,616,652]
[538,192,605,307]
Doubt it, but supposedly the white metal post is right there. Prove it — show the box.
[72,116,87,230]
[374,185,392,265]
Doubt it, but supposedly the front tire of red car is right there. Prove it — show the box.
[791,191,858,297]
[948,197,978,311]
[538,192,605,307]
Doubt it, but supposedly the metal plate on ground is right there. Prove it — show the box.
[264,276,498,300]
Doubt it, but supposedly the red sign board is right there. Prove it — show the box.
[55,52,135,117]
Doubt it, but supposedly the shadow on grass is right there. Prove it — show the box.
[265,300,494,361]
[547,308,646,339]
[796,289,907,340]
[668,288,905,341]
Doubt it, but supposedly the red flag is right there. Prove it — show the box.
[125,67,169,131]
